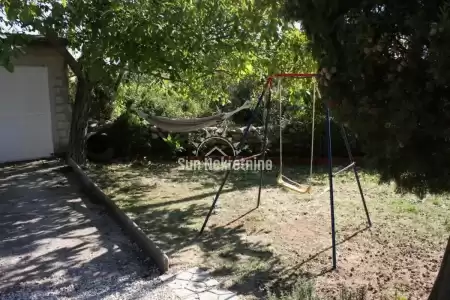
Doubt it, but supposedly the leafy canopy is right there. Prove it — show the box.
[284,0,450,195]
[166,26,317,104]
[1,0,285,83]
[1,0,318,117]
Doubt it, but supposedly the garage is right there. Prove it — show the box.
[0,66,54,163]
[0,36,71,164]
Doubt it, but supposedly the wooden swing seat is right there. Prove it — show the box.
[276,174,311,194]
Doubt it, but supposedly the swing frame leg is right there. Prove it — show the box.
[340,125,372,227]
[326,105,337,270]
[257,88,272,208]
[198,87,269,236]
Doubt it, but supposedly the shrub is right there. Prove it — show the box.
[105,111,153,159]
[267,280,368,300]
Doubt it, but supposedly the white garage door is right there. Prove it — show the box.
[0,66,54,163]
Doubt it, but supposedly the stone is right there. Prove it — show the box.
[54,78,64,87]
[183,295,200,300]
[55,95,65,103]
[57,129,68,138]
[172,287,197,298]
[59,137,69,147]
[168,279,190,289]
[55,105,67,113]
[176,271,194,281]
[56,112,68,122]
[159,273,176,282]
[186,267,201,274]
[167,279,189,289]
[191,273,210,282]
[204,279,219,287]
[56,121,69,130]
[184,281,207,293]
[166,267,239,300]
[218,295,239,300]
[198,291,220,300]
[190,269,210,282]
[198,289,238,300]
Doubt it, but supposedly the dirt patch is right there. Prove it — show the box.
[87,162,449,299]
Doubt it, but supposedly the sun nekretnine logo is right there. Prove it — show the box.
[177,129,272,171]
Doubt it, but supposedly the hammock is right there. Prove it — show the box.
[133,101,252,132]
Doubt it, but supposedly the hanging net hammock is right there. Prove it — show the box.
[132,100,252,132]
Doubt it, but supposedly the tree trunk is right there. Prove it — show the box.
[43,30,90,164]
[428,235,450,300]
[68,77,92,165]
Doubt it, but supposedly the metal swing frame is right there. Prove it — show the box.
[198,73,372,270]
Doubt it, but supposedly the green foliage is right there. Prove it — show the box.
[113,77,215,127]
[0,34,32,72]
[267,280,368,300]
[1,0,286,97]
[284,0,450,195]
[163,134,184,155]
[109,24,320,157]
[338,287,368,300]
[170,26,318,111]
[1,0,321,163]
[431,197,442,206]
[113,26,319,127]
[267,280,318,300]
[106,111,153,159]
[444,219,450,232]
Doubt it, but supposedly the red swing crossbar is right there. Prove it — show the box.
[267,73,318,86]
[269,72,318,78]
[265,73,337,107]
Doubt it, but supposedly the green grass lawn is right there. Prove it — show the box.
[86,161,450,299]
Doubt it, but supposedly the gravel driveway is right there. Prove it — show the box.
[0,160,175,300]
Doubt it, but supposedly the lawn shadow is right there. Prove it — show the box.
[85,160,378,298]
[213,224,371,298]
[87,160,330,192]
[118,191,371,298]
[88,156,380,196]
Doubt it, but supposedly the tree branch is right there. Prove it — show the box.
[111,68,126,101]
[113,68,126,91]
[122,67,186,83]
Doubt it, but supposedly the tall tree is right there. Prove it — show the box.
[282,0,450,298]
[0,0,284,164]
[166,26,317,112]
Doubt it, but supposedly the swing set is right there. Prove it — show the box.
[198,73,372,270]
[275,76,316,195]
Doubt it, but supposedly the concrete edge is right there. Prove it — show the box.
[66,157,170,273]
